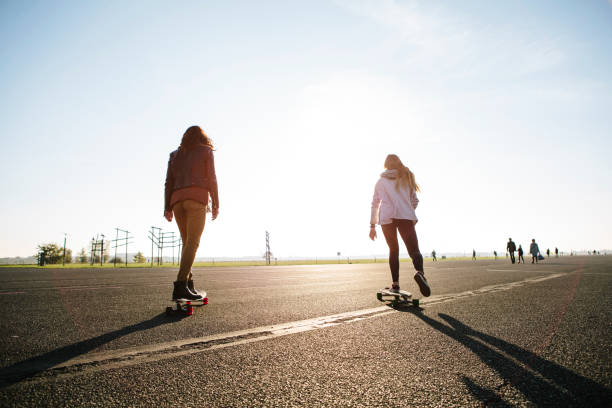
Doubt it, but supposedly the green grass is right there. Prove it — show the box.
[0,259,387,268]
[0,256,506,269]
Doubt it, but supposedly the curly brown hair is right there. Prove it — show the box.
[179,126,214,151]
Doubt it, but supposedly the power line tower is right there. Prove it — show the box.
[90,234,105,266]
[160,231,181,265]
[148,226,162,267]
[112,227,134,267]
[265,231,271,266]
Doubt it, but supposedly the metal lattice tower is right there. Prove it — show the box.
[112,228,133,267]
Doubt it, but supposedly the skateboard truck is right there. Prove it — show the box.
[166,300,193,316]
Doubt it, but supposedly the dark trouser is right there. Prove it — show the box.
[509,251,515,264]
[381,219,423,283]
[532,255,538,263]
[173,200,207,281]
[518,254,524,263]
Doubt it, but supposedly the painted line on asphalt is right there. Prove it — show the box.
[58,286,123,292]
[486,269,565,273]
[3,271,570,384]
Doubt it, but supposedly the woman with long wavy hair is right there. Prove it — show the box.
[369,154,431,297]
[164,126,219,301]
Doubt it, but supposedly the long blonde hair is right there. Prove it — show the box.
[384,154,420,192]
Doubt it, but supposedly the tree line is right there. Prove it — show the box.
[35,243,147,265]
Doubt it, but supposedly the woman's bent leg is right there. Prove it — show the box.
[397,219,430,296]
[381,222,400,283]
[397,220,423,272]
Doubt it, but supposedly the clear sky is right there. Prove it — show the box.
[1,0,611,259]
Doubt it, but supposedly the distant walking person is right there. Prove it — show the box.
[431,250,437,261]
[529,239,540,264]
[555,247,559,257]
[164,126,219,301]
[472,249,476,260]
[546,248,550,258]
[517,245,525,263]
[507,238,516,264]
[370,154,430,297]
[494,250,498,259]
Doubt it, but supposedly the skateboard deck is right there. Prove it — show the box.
[377,288,420,307]
[188,291,208,306]
[166,293,209,317]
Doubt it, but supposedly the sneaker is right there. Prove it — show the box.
[188,280,205,297]
[384,283,400,293]
[414,271,431,297]
[172,281,203,301]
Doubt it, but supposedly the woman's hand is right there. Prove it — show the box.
[164,210,173,222]
[369,226,377,241]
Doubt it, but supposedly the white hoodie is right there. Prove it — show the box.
[370,172,419,225]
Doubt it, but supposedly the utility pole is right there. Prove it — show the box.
[151,228,154,267]
[114,228,119,267]
[112,228,133,267]
[265,231,271,265]
[90,234,104,266]
[91,237,95,266]
[149,227,162,267]
[100,234,105,266]
[62,233,67,267]
[160,231,176,266]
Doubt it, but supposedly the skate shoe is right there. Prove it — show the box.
[172,281,203,301]
[385,284,401,293]
[414,271,431,297]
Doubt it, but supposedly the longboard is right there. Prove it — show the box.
[188,291,208,306]
[377,288,420,307]
[166,293,209,317]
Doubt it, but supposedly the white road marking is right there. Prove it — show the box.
[7,272,570,383]
[486,269,563,273]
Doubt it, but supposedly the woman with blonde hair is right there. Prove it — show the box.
[369,154,430,296]
[164,125,219,301]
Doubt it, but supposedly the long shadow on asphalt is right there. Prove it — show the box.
[390,304,611,406]
[0,313,184,388]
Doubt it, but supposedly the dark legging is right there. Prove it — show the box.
[381,218,423,283]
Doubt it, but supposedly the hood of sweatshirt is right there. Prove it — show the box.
[381,169,398,179]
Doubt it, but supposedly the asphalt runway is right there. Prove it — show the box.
[0,256,610,407]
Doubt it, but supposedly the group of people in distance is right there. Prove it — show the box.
[164,126,431,302]
[506,238,558,264]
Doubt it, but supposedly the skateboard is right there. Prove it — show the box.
[166,292,209,316]
[377,288,420,307]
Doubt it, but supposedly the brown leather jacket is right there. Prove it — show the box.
[164,145,219,212]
